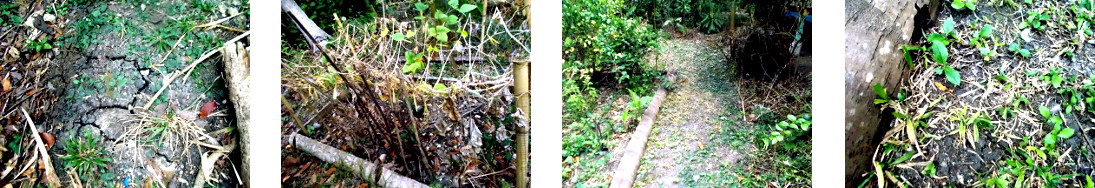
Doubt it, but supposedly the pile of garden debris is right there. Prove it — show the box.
[280,0,529,187]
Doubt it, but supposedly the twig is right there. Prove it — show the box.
[152,32,189,71]
[195,14,242,29]
[143,31,250,109]
[20,108,60,187]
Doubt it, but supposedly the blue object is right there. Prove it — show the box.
[806,15,812,22]
[784,11,800,19]
[123,175,131,188]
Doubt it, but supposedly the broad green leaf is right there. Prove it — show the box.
[436,26,451,34]
[434,83,448,91]
[1059,127,1076,139]
[927,33,949,45]
[448,0,459,9]
[932,40,949,63]
[945,66,961,85]
[434,11,447,20]
[873,83,889,100]
[458,4,477,13]
[1009,43,1019,52]
[415,3,428,11]
[967,2,977,11]
[1049,116,1063,127]
[1039,106,1051,117]
[446,15,459,24]
[391,33,405,42]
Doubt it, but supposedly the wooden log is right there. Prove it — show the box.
[289,133,429,188]
[282,0,330,52]
[844,0,938,186]
[608,86,669,188]
[222,41,250,185]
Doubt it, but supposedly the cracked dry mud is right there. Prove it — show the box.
[29,0,247,186]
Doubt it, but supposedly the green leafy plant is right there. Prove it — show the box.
[952,0,978,11]
[25,37,52,52]
[949,107,992,145]
[60,129,113,184]
[1041,67,1064,88]
[0,3,22,27]
[1038,105,1075,151]
[620,89,653,123]
[929,17,961,85]
[1021,10,1052,30]
[765,113,811,148]
[872,83,905,104]
[402,51,425,74]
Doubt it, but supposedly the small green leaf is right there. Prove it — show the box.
[943,17,956,36]
[1039,106,1051,117]
[1059,127,1076,139]
[944,66,961,85]
[391,33,405,42]
[434,83,448,91]
[980,25,993,38]
[1045,134,1057,148]
[1009,43,1019,52]
[458,4,477,13]
[1019,49,1031,57]
[952,0,967,10]
[967,2,977,10]
[415,3,428,11]
[448,0,459,9]
[873,83,890,100]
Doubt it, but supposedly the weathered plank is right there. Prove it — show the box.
[844,0,938,186]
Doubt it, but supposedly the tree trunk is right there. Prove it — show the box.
[844,0,938,186]
[290,133,429,188]
[222,41,250,185]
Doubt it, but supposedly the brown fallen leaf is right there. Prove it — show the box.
[282,157,300,166]
[40,132,54,149]
[324,167,337,176]
[199,101,216,118]
[698,142,705,150]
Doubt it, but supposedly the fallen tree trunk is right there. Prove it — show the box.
[608,85,669,188]
[289,133,428,188]
[844,0,938,186]
[222,41,250,185]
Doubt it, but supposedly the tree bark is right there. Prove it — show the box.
[222,41,249,185]
[844,0,938,186]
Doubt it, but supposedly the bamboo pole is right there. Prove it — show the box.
[513,60,529,188]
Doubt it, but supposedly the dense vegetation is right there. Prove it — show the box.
[562,0,660,157]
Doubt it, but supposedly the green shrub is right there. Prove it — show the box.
[631,0,741,33]
[562,0,659,108]
[764,113,811,149]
